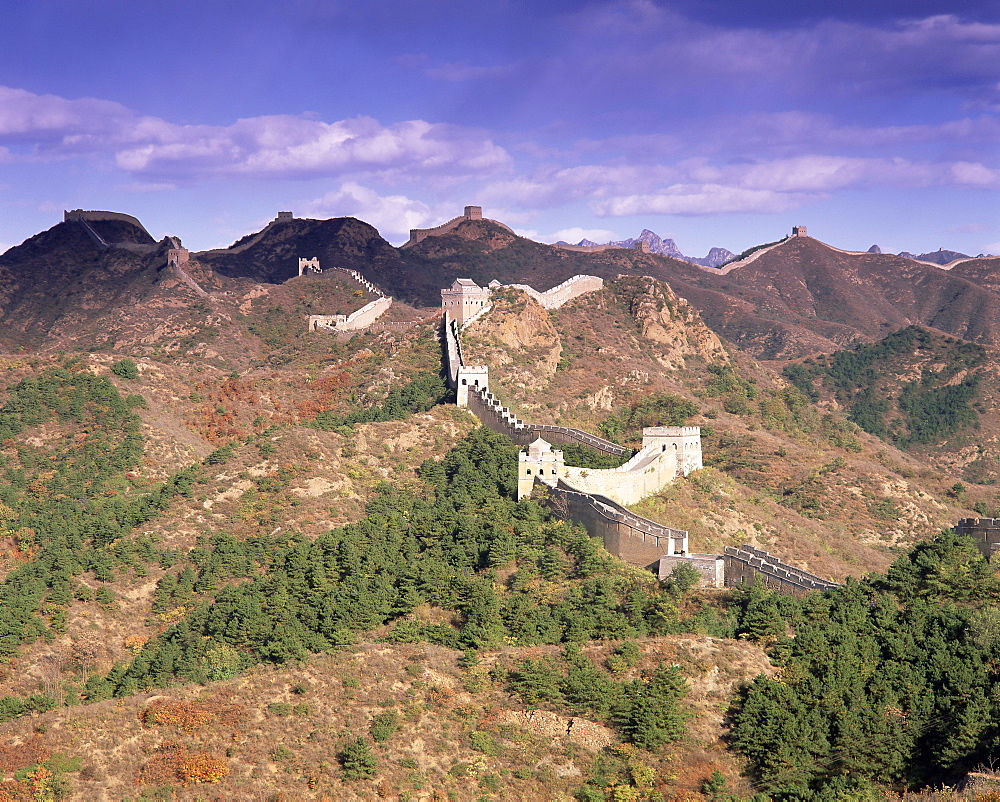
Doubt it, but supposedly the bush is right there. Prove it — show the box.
[369,711,400,742]
[111,359,139,380]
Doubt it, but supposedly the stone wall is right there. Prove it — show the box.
[308,267,391,332]
[723,546,838,596]
[442,299,836,593]
[955,517,1000,559]
[553,243,621,253]
[548,485,689,571]
[658,554,726,588]
[327,267,384,298]
[467,386,629,455]
[309,296,392,332]
[504,275,604,310]
[518,427,701,507]
[64,209,153,239]
[404,205,514,247]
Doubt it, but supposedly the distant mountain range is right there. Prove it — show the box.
[565,229,737,267]
[570,230,992,269]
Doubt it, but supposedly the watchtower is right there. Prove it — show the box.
[456,364,489,407]
[167,248,190,268]
[441,278,492,327]
[298,257,321,275]
[792,225,808,237]
[518,437,565,500]
[464,206,483,220]
[641,426,703,476]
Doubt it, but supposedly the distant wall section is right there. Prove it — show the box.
[955,517,1000,560]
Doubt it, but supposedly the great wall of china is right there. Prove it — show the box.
[439,277,839,594]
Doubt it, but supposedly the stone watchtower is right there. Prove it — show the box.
[792,225,808,237]
[298,257,321,275]
[441,278,492,327]
[464,205,483,220]
[518,438,565,500]
[456,364,489,407]
[167,248,190,268]
[955,518,1000,560]
[641,426,703,476]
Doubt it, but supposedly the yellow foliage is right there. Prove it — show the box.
[177,755,229,784]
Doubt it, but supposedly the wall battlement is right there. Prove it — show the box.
[403,206,515,247]
[298,257,321,275]
[723,546,838,595]
[64,209,152,237]
[441,275,603,326]
[955,517,1000,559]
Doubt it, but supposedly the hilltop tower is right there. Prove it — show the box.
[298,257,321,275]
[167,248,190,268]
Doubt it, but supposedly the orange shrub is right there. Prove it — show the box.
[177,754,229,784]
[139,700,214,732]
[136,745,229,786]
[0,739,49,773]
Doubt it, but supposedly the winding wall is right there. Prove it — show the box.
[440,293,837,595]
[468,388,628,455]
[504,275,604,310]
[549,485,688,570]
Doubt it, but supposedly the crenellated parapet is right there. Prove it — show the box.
[722,546,839,595]
[403,205,513,247]
[64,209,153,238]
[441,274,603,328]
[955,517,1000,559]
[503,274,604,310]
[517,428,700,507]
[307,266,391,333]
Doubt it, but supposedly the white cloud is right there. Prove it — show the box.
[0,86,511,182]
[301,182,448,242]
[543,226,617,244]
[593,185,809,217]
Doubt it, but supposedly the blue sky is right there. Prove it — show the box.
[1,0,998,257]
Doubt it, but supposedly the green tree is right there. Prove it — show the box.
[111,358,139,380]
[338,736,378,780]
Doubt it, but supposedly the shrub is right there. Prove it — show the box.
[369,711,400,742]
[111,359,139,380]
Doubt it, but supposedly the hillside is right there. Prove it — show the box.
[783,326,1000,485]
[0,212,997,799]
[114,215,1000,365]
[460,281,972,581]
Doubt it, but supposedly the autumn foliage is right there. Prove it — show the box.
[136,744,229,786]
